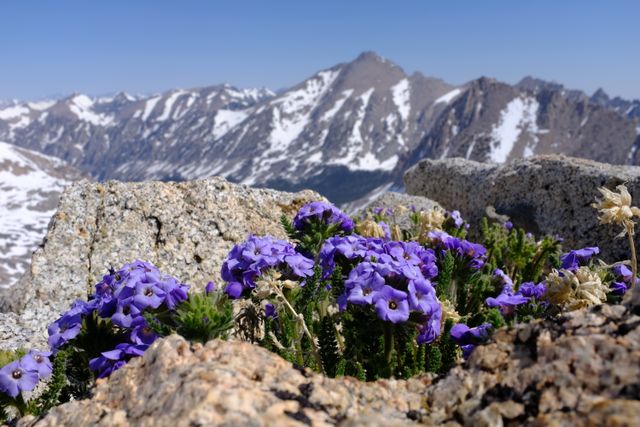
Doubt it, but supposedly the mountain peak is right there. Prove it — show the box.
[354,51,388,63]
[337,51,405,88]
[591,88,610,104]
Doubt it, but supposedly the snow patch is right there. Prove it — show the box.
[268,69,340,152]
[320,90,353,122]
[435,88,462,104]
[142,96,161,121]
[68,95,113,126]
[489,96,540,163]
[157,90,186,121]
[391,78,411,122]
[27,100,56,111]
[213,109,250,139]
[0,105,29,120]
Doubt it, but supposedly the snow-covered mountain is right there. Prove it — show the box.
[0,141,84,288]
[1,52,639,206]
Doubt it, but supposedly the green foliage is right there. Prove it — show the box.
[480,218,562,285]
[281,214,296,240]
[438,319,459,374]
[435,251,455,300]
[28,348,73,416]
[161,291,234,344]
[425,345,442,373]
[318,316,341,377]
[280,214,348,257]
[0,349,26,369]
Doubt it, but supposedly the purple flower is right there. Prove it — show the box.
[222,235,314,298]
[293,201,354,233]
[131,282,166,310]
[264,303,277,319]
[427,231,486,269]
[225,281,244,299]
[21,351,53,378]
[450,323,492,345]
[610,264,637,295]
[374,286,410,323]
[284,253,314,278]
[449,210,464,228]
[407,279,439,315]
[111,302,142,328]
[157,277,189,310]
[485,291,529,315]
[560,247,600,271]
[205,281,216,294]
[130,323,158,346]
[345,263,385,305]
[89,349,127,378]
[319,235,386,278]
[417,309,442,345]
[613,264,633,281]
[503,221,513,231]
[518,282,546,299]
[48,311,83,350]
[88,343,149,378]
[0,359,40,398]
[611,281,628,296]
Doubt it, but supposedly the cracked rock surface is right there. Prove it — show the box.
[0,177,321,352]
[22,303,640,427]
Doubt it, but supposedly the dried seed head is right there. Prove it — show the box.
[593,184,640,232]
[355,219,387,239]
[545,267,608,310]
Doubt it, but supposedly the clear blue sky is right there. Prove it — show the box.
[1,0,638,100]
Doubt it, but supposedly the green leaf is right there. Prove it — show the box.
[174,291,234,344]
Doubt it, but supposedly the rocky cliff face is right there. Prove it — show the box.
[0,177,320,352]
[1,52,638,205]
[22,303,640,427]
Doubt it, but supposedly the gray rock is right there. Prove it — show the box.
[404,155,640,261]
[25,335,426,427]
[0,177,321,351]
[24,303,640,426]
[352,191,442,230]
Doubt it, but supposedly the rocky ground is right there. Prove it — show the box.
[19,303,640,427]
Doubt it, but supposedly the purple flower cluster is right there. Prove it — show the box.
[449,210,465,229]
[427,230,487,269]
[450,322,492,358]
[221,235,314,298]
[320,236,438,280]
[293,201,354,233]
[0,351,52,398]
[47,260,190,378]
[485,269,546,315]
[560,247,600,271]
[333,239,441,344]
[610,264,636,296]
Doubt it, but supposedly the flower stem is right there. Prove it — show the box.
[275,289,325,374]
[626,224,640,306]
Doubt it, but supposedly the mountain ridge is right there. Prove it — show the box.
[1,52,639,205]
